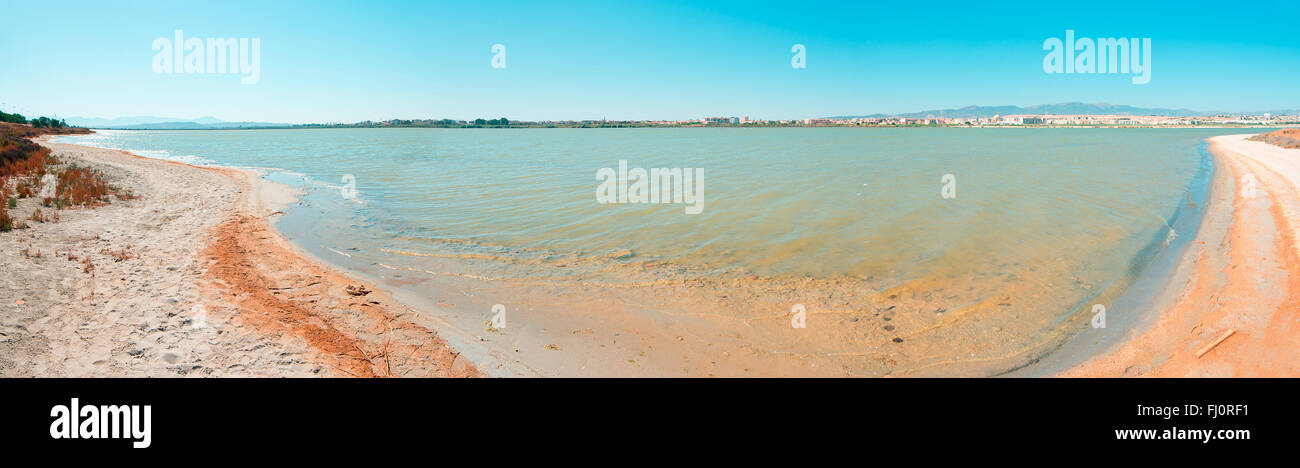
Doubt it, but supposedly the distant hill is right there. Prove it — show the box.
[827,102,1237,120]
[107,121,292,130]
[66,115,221,127]
[65,116,289,129]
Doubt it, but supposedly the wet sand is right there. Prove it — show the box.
[1062,134,1300,377]
[301,204,1120,378]
[0,137,477,377]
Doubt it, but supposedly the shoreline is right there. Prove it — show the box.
[1013,140,1220,376]
[260,207,541,377]
[1,137,479,377]
[1058,134,1300,376]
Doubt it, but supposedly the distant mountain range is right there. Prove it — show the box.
[827,102,1300,120]
[65,116,290,129]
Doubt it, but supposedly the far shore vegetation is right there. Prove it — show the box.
[1250,129,1300,149]
[78,114,1300,131]
[1,110,70,129]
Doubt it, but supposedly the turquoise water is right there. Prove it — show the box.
[59,127,1219,364]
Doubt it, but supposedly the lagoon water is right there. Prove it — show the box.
[60,127,1219,374]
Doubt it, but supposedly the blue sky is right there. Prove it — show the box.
[2,0,1298,123]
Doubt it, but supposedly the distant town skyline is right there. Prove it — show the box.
[46,101,1300,129]
[3,1,1300,124]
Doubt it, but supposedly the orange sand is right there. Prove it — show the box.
[1063,135,1300,377]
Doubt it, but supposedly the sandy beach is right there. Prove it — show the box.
[1062,134,1300,377]
[0,137,479,377]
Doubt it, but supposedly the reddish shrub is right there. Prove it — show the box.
[0,186,10,232]
[57,166,111,206]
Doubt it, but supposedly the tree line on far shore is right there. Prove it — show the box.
[1,110,68,129]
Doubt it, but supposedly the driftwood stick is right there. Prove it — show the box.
[1195,329,1236,358]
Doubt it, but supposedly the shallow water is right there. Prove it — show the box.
[60,127,1222,374]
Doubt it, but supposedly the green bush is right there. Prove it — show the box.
[0,110,27,124]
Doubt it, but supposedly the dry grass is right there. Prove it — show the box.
[0,186,10,232]
[0,138,50,180]
[1,124,134,242]
[13,176,40,198]
[56,165,113,206]
[26,207,60,223]
[100,246,135,262]
[0,122,106,236]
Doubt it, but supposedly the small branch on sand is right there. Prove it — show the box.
[329,365,360,378]
[405,343,426,362]
[384,338,392,377]
[353,343,372,362]
[1195,329,1236,358]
